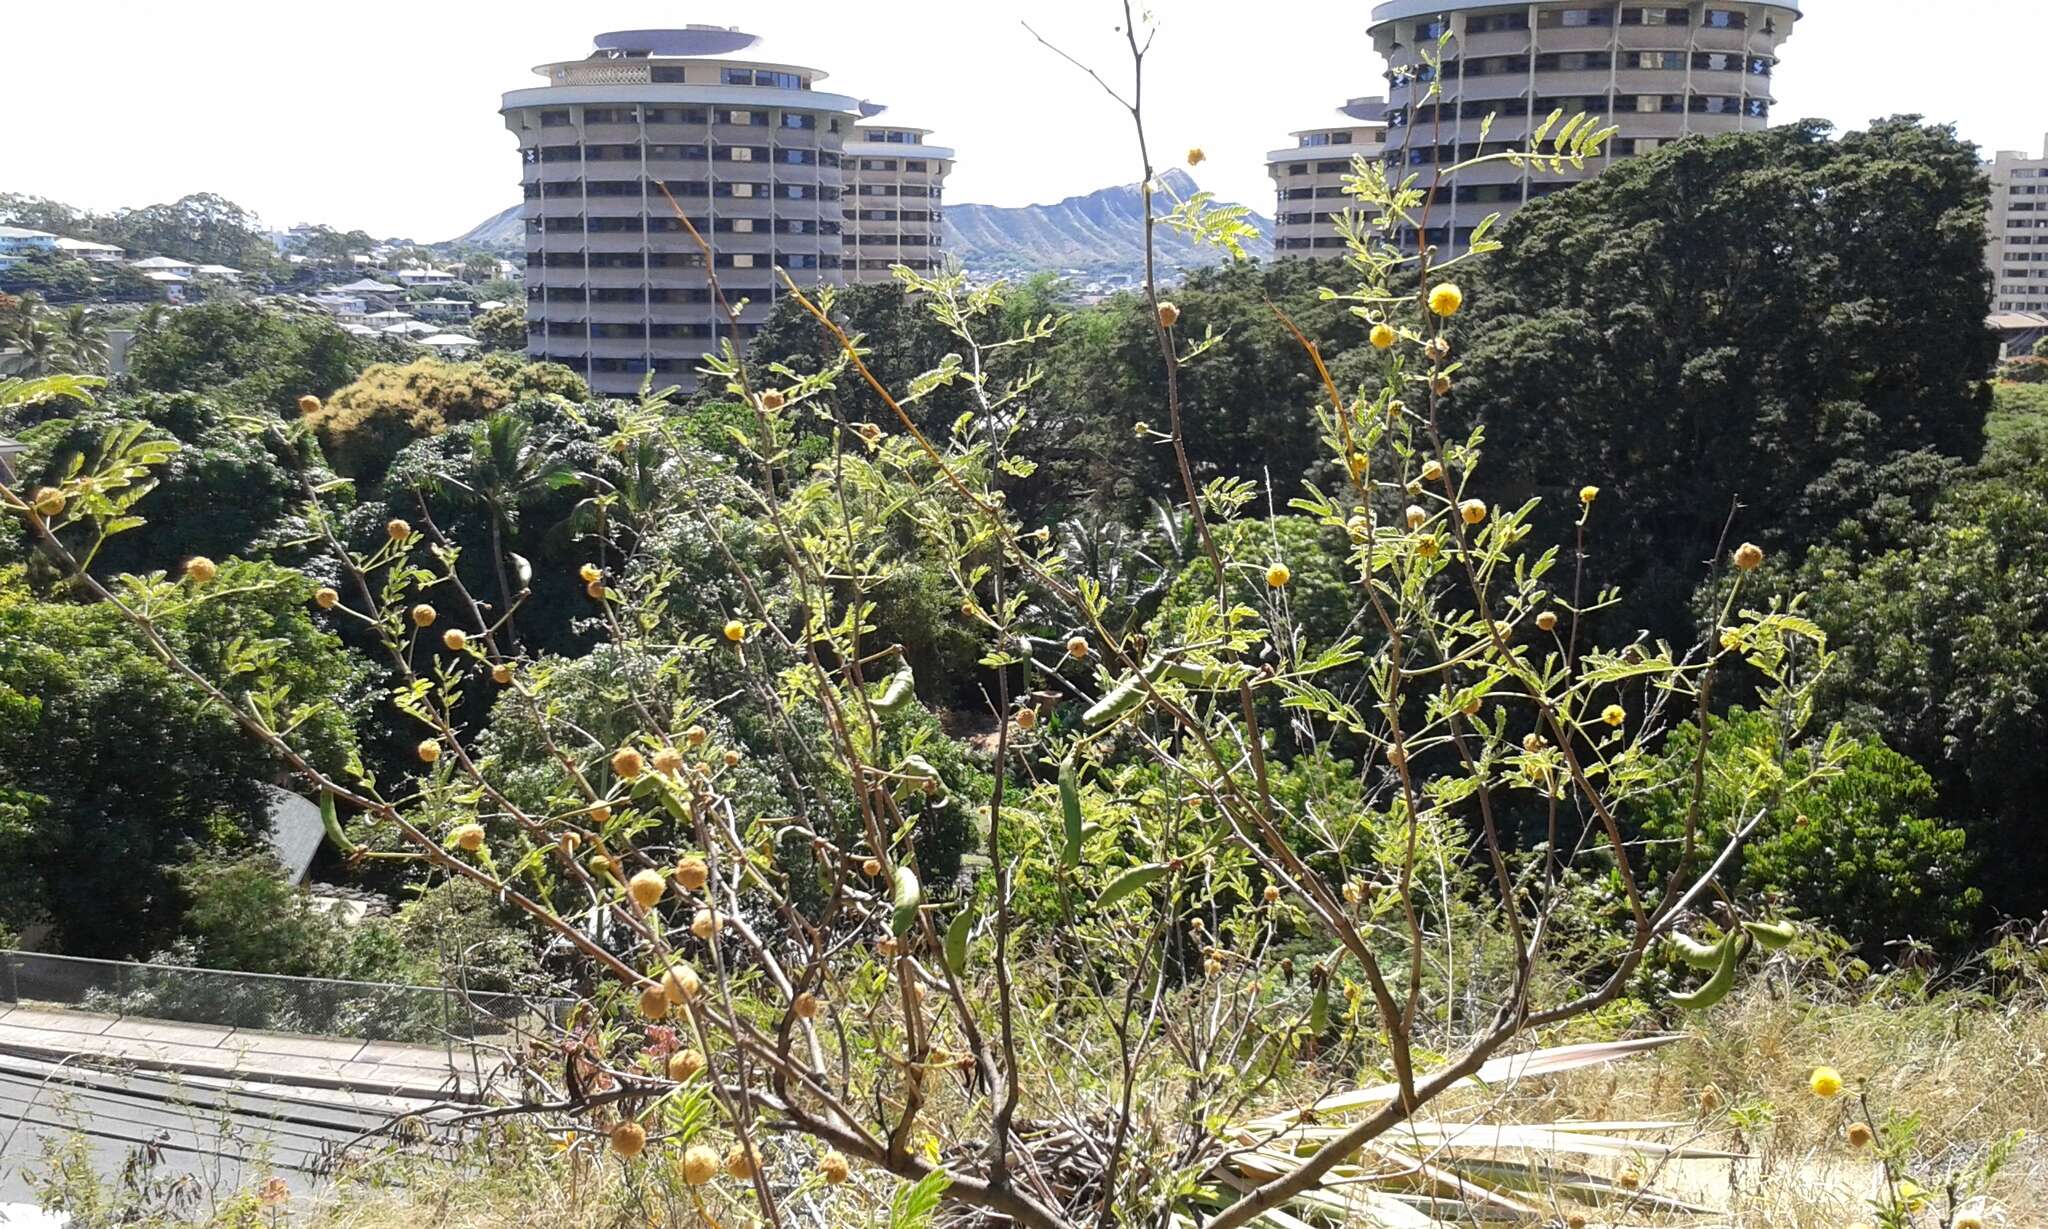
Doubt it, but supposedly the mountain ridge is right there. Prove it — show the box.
[446,168,1272,280]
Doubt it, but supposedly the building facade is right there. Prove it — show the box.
[841,121,954,283]
[1368,1,1799,256]
[1988,139,2048,314]
[501,27,866,395]
[1266,99,1390,256]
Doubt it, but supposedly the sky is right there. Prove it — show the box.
[1,0,2044,242]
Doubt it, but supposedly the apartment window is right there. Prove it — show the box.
[716,146,764,162]
[905,159,928,171]
[1316,160,1347,173]
[1628,51,1686,70]
[584,144,636,161]
[781,113,817,130]
[540,145,580,163]
[715,182,763,198]
[862,158,899,171]
[644,108,709,124]
[1694,52,1740,72]
[781,148,817,164]
[715,253,760,268]
[583,108,635,124]
[1468,13,1528,32]
[722,109,762,126]
[1702,10,1747,29]
[651,66,686,83]
[1621,6,1689,24]
[1416,19,1448,40]
[781,184,815,199]
[646,143,707,161]
[590,288,644,302]
[716,217,759,234]
[1748,56,1773,76]
[586,217,643,233]
[1539,9,1613,27]
[1288,163,1309,176]
[540,110,572,127]
[591,323,647,339]
[1536,52,1610,72]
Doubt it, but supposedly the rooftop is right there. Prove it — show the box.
[1369,0,1799,21]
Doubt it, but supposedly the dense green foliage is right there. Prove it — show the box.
[1455,118,1995,638]
[0,561,362,954]
[128,301,399,418]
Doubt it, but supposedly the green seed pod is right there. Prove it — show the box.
[1058,751,1084,868]
[1670,931,1747,1011]
[889,865,922,937]
[319,790,359,855]
[1742,919,1798,952]
[869,665,916,715]
[1668,931,1726,970]
[1098,862,1170,910]
[943,901,975,974]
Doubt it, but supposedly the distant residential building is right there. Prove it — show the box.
[131,255,198,274]
[501,26,869,394]
[309,293,368,317]
[142,270,191,302]
[0,225,58,270]
[1267,98,1390,256]
[418,333,480,358]
[1988,138,2048,313]
[395,266,459,287]
[192,264,243,281]
[53,236,124,263]
[1368,0,1800,256]
[331,278,404,308]
[842,117,954,283]
[412,297,475,321]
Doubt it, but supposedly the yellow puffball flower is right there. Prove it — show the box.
[1265,562,1291,589]
[1427,282,1464,317]
[661,964,701,1003]
[409,603,436,628]
[1186,147,1207,166]
[651,746,684,776]
[314,586,340,610]
[1458,499,1487,525]
[637,984,670,1019]
[667,1046,705,1080]
[723,618,746,643]
[1416,535,1440,558]
[297,394,323,416]
[1847,1122,1874,1149]
[793,991,822,1019]
[1157,301,1180,328]
[675,854,710,892]
[1132,420,1151,437]
[1602,704,1626,727]
[818,1149,851,1185]
[612,746,645,780]
[31,487,65,517]
[692,907,721,939]
[185,556,219,585]
[385,518,411,542]
[609,1122,646,1159]
[450,822,484,852]
[628,868,667,910]
[1733,542,1766,571]
[1066,635,1089,660]
[442,629,467,652]
[680,1144,719,1185]
[1535,610,1559,632]
[724,1143,757,1180]
[579,563,601,584]
[1809,1066,1844,1099]
[416,739,442,765]
[1369,322,1396,349]
[1014,706,1038,730]
[1405,504,1427,530]
[491,663,513,685]
[1420,459,1444,482]
[1578,484,1600,504]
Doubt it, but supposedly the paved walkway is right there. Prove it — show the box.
[0,1004,501,1100]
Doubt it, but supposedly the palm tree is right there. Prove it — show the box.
[435,411,578,650]
[132,302,171,339]
[54,306,109,374]
[1,322,62,377]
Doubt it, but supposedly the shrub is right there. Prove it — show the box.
[305,358,511,480]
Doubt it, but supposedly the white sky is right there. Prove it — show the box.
[0,1,2042,242]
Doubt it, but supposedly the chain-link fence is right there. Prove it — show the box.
[1,951,569,1046]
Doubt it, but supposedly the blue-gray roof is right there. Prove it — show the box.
[1370,0,1799,22]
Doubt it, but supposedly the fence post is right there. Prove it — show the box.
[2,949,15,1005]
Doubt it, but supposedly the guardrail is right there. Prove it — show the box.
[0,950,570,1047]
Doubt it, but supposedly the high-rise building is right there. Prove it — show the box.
[1988,138,2048,314]
[1266,99,1390,257]
[842,120,955,284]
[503,27,951,395]
[1367,2,1800,256]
